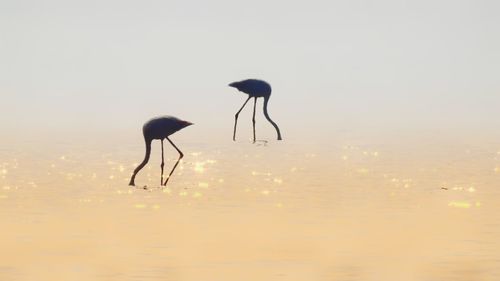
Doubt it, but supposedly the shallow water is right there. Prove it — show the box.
[1,135,499,281]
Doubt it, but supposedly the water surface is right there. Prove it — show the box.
[1,136,499,280]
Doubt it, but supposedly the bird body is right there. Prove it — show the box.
[129,116,193,187]
[229,79,272,98]
[229,79,282,142]
[142,116,192,141]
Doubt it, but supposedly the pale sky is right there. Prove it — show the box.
[1,0,499,140]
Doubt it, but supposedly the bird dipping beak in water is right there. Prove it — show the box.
[228,79,282,142]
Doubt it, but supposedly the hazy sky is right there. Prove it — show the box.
[1,0,499,139]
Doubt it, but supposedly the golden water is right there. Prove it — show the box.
[1,135,499,280]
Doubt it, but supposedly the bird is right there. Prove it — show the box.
[129,116,193,187]
[228,79,282,142]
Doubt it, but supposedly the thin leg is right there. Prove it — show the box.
[160,139,165,186]
[233,96,251,141]
[163,137,184,186]
[252,97,257,143]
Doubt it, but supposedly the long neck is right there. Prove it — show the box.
[263,96,282,140]
[129,138,152,186]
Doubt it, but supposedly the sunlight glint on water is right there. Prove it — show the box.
[0,138,499,281]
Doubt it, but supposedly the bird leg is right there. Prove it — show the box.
[252,97,257,143]
[233,96,251,141]
[160,139,165,186]
[163,137,184,186]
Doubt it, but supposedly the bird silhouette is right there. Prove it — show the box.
[129,116,193,187]
[229,79,282,142]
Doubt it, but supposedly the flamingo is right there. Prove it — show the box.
[229,79,282,142]
[129,116,193,187]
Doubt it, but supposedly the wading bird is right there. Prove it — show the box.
[129,116,193,187]
[229,79,282,142]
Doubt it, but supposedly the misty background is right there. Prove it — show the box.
[1,0,499,142]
